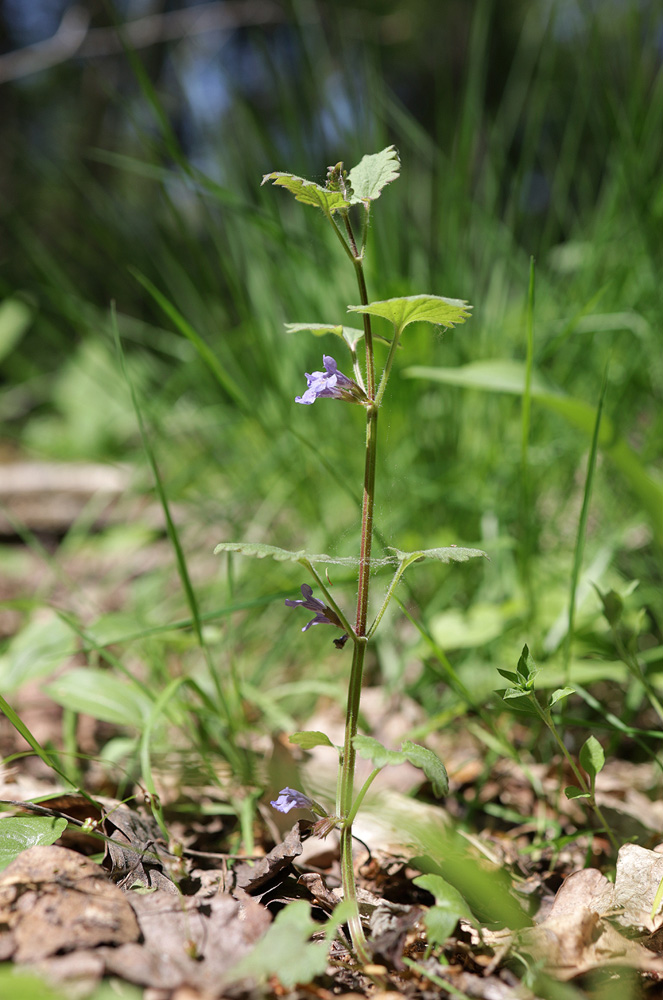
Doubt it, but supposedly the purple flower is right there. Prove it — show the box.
[295,355,367,406]
[270,787,314,814]
[285,584,344,632]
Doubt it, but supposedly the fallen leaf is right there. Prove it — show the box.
[0,845,140,962]
[234,821,308,892]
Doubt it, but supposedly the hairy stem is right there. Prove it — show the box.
[336,214,377,962]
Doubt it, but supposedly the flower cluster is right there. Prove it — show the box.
[295,356,367,406]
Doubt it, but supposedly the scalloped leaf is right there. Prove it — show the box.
[214,541,307,561]
[348,145,400,202]
[213,541,359,566]
[261,172,351,215]
[388,545,488,567]
[400,740,449,797]
[353,736,448,797]
[348,294,472,334]
[289,730,336,750]
[353,734,405,769]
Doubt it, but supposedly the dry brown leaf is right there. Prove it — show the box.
[234,820,308,892]
[0,845,140,962]
[99,886,271,993]
[548,868,614,917]
[613,843,663,933]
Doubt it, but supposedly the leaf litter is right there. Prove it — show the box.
[2,771,663,999]
[4,488,663,996]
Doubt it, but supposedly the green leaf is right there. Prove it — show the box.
[422,906,463,946]
[502,687,528,701]
[45,669,153,728]
[415,874,474,915]
[352,737,448,795]
[285,322,392,349]
[0,816,68,871]
[352,734,405,769]
[400,741,449,797]
[549,686,576,707]
[389,545,487,567]
[516,644,538,685]
[565,786,590,800]
[579,735,605,779]
[213,541,357,566]
[496,669,519,684]
[228,899,329,988]
[261,172,351,215]
[0,614,76,692]
[285,323,364,350]
[348,145,401,202]
[289,730,335,750]
[413,873,475,942]
[500,690,538,715]
[348,295,472,335]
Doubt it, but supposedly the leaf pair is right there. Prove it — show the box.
[262,145,401,216]
[288,731,448,798]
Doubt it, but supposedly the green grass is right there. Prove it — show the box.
[1,1,662,857]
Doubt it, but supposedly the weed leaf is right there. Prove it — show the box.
[45,668,152,728]
[228,900,329,987]
[289,731,335,750]
[285,322,392,348]
[348,295,472,334]
[400,741,449,796]
[565,786,590,800]
[214,541,357,566]
[414,873,475,944]
[389,545,488,567]
[579,735,605,779]
[549,686,576,707]
[0,816,68,871]
[261,172,351,215]
[352,734,404,769]
[348,145,401,202]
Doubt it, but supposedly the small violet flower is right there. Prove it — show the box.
[295,355,367,406]
[270,787,314,814]
[285,584,344,633]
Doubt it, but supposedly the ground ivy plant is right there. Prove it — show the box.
[215,146,485,961]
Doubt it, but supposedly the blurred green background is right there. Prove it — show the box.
[1,0,662,828]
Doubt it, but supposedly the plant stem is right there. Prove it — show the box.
[537,703,620,853]
[335,214,378,962]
